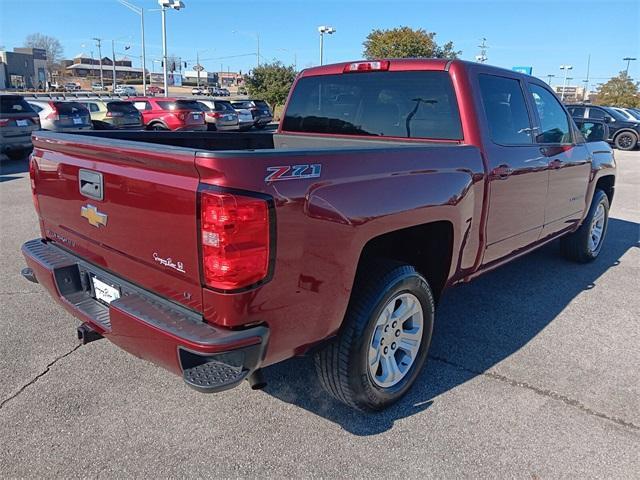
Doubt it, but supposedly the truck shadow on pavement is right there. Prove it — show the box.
[0,158,30,182]
[261,217,639,435]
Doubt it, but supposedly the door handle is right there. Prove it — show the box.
[549,158,564,169]
[491,164,514,179]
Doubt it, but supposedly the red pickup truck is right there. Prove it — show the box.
[21,59,615,411]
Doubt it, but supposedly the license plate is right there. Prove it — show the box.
[16,119,29,127]
[73,117,83,125]
[92,276,121,304]
[192,114,201,120]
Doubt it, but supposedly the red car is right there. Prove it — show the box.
[22,59,616,411]
[130,97,206,131]
[146,85,164,95]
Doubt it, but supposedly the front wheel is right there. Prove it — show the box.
[314,260,434,411]
[614,131,638,151]
[561,189,610,262]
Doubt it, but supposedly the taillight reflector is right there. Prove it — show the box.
[343,60,390,73]
[200,191,271,290]
[29,156,40,214]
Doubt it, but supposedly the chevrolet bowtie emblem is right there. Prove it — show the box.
[81,204,108,228]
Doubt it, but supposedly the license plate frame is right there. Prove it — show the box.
[91,275,121,305]
[73,117,83,125]
[16,119,29,127]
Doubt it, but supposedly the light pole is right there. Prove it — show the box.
[318,25,336,66]
[116,0,147,95]
[559,65,573,101]
[623,57,637,76]
[93,37,104,89]
[159,0,185,97]
[111,38,131,91]
[546,74,555,86]
[232,31,260,68]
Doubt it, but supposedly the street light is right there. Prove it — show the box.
[546,74,555,86]
[195,48,214,88]
[92,37,104,89]
[623,57,637,76]
[111,37,131,91]
[318,25,336,66]
[232,31,260,68]
[116,0,147,95]
[559,65,573,101]
[158,0,185,97]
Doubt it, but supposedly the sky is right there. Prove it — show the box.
[1,0,638,88]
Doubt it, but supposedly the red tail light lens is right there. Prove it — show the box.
[45,102,60,121]
[29,156,40,214]
[200,191,271,290]
[0,118,8,127]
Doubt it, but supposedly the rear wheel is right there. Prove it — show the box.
[614,131,638,151]
[148,123,168,131]
[561,189,610,262]
[314,260,434,411]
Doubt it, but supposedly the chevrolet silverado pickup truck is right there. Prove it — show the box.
[21,59,615,411]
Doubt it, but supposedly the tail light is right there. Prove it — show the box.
[32,116,40,126]
[200,190,271,290]
[343,60,390,73]
[45,103,59,121]
[0,118,8,127]
[206,112,221,118]
[29,156,40,214]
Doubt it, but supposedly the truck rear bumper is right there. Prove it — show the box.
[21,238,268,393]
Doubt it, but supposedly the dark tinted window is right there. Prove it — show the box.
[0,96,36,114]
[604,107,629,122]
[588,108,605,120]
[282,71,462,139]
[157,100,202,111]
[232,101,253,109]
[478,74,532,145]
[529,84,572,143]
[568,106,585,117]
[107,101,139,114]
[254,100,270,110]
[214,101,235,112]
[54,102,89,116]
[197,102,211,112]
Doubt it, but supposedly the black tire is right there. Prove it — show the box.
[560,189,610,263]
[254,123,267,130]
[614,131,638,151]
[148,123,168,131]
[314,260,435,411]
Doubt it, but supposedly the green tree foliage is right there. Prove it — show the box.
[24,33,63,78]
[595,72,640,107]
[244,61,297,108]
[363,26,461,60]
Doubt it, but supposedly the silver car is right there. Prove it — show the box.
[197,100,239,131]
[0,94,40,161]
[27,100,93,132]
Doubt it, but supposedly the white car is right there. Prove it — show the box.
[113,85,137,96]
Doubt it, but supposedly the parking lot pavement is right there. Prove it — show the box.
[1,150,638,477]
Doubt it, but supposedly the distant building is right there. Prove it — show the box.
[554,85,588,102]
[64,54,145,80]
[183,69,218,85]
[0,47,47,89]
[217,71,244,87]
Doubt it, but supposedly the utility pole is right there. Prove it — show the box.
[93,37,104,89]
[623,57,637,76]
[196,50,200,88]
[546,74,555,86]
[475,37,488,63]
[160,4,168,96]
[111,40,117,90]
[583,54,591,102]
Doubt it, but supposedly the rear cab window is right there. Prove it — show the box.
[282,71,462,139]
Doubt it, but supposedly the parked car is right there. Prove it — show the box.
[0,94,40,160]
[192,86,205,95]
[567,104,640,150]
[79,99,143,130]
[130,97,206,131]
[64,82,81,92]
[21,59,615,412]
[27,100,92,132]
[146,85,164,95]
[231,99,273,129]
[218,88,230,97]
[626,108,640,121]
[113,85,138,96]
[91,82,105,91]
[196,100,239,131]
[230,104,255,131]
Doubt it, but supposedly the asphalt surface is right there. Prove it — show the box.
[0,149,638,478]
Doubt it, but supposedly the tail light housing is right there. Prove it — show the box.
[206,112,221,118]
[29,156,40,214]
[45,103,59,121]
[343,60,390,73]
[0,118,8,127]
[200,190,272,291]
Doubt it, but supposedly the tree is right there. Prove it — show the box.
[363,26,460,60]
[595,72,640,108]
[24,33,63,80]
[244,61,297,108]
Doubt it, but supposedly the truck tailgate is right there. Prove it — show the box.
[31,132,204,312]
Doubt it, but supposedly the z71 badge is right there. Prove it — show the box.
[265,164,321,182]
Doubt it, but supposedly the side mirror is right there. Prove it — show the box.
[577,120,609,143]
[604,116,614,123]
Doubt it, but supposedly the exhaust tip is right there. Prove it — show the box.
[21,267,38,284]
[247,369,266,390]
[77,323,103,345]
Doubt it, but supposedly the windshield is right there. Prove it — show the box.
[282,71,462,139]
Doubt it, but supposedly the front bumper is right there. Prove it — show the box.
[21,239,268,392]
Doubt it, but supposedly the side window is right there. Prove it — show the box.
[88,103,99,113]
[478,74,533,145]
[528,84,572,144]
[588,108,605,120]
[568,106,585,118]
[133,101,150,111]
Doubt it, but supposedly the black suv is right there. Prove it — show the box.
[567,104,639,151]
